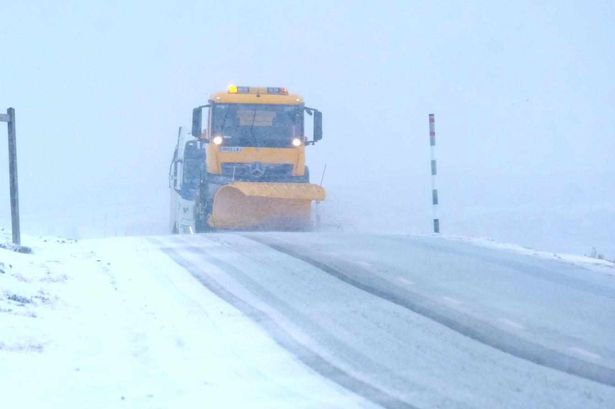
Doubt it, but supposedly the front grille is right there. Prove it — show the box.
[221,163,294,181]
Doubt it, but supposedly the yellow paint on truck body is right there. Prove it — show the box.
[210,89,303,105]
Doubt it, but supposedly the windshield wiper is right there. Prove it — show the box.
[248,109,258,147]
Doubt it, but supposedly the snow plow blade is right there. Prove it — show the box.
[209,182,326,230]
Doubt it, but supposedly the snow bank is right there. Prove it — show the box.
[443,234,615,274]
[0,232,366,408]
[0,234,76,354]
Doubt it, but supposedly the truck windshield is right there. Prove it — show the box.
[211,104,303,148]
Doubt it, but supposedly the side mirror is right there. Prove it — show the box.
[192,105,210,139]
[314,110,323,142]
[192,107,202,138]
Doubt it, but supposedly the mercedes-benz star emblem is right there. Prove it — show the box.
[250,162,265,177]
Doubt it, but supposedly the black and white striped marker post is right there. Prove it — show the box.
[429,114,440,233]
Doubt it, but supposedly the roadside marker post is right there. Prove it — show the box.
[1,107,27,251]
[429,114,440,233]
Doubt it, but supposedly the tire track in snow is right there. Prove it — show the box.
[246,234,615,388]
[180,234,430,403]
[155,238,420,409]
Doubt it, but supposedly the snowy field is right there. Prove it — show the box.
[1,231,614,408]
[0,233,366,408]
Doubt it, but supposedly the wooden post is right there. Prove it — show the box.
[1,108,21,245]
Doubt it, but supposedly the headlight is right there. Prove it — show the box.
[212,136,223,145]
[292,137,302,147]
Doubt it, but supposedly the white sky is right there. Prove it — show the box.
[0,0,614,254]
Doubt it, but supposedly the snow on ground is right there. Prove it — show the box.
[0,232,366,409]
[1,229,614,408]
[442,234,615,274]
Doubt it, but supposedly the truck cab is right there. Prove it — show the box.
[171,85,325,233]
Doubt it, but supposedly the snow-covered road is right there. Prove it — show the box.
[2,232,615,408]
[154,233,615,408]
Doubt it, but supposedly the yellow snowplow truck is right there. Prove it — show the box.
[169,86,325,232]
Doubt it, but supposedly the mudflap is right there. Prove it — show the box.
[209,182,326,230]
